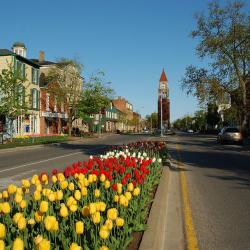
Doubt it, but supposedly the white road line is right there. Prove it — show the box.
[0,151,83,174]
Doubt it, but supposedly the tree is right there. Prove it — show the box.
[46,58,83,136]
[206,103,220,128]
[0,63,28,140]
[145,112,158,130]
[77,71,114,134]
[181,1,250,128]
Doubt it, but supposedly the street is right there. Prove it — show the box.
[0,134,151,189]
[167,132,250,250]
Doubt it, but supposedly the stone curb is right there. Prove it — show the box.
[139,166,170,250]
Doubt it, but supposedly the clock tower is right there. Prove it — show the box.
[158,69,170,130]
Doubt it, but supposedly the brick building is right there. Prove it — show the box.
[31,52,68,134]
[158,69,170,130]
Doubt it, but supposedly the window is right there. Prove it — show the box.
[54,96,57,112]
[15,60,25,79]
[31,89,39,109]
[46,93,50,111]
[32,68,39,84]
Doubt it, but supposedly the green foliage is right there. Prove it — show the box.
[145,112,158,130]
[0,62,28,119]
[206,103,220,128]
[77,71,114,117]
[180,0,250,127]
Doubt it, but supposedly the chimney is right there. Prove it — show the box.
[39,51,45,62]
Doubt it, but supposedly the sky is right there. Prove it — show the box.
[0,0,235,121]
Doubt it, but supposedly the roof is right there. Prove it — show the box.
[30,59,56,66]
[0,49,39,68]
[160,69,168,82]
[12,42,26,48]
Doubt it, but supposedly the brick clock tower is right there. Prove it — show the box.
[158,69,170,130]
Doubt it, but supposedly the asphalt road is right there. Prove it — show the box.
[0,134,152,190]
[167,132,250,250]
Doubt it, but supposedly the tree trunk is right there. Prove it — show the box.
[98,110,101,137]
[68,116,72,136]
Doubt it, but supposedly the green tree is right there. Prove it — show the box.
[180,1,250,128]
[46,58,83,136]
[145,112,158,131]
[206,103,220,128]
[77,71,114,134]
[193,110,207,132]
[0,63,28,140]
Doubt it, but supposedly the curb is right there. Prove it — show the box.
[139,166,170,250]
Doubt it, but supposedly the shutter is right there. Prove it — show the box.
[36,69,39,84]
[30,89,33,109]
[22,63,25,79]
[36,90,39,110]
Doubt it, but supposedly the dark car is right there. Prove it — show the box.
[218,127,243,144]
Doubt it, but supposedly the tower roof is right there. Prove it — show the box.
[159,69,168,82]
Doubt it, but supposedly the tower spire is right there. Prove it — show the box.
[159,68,168,82]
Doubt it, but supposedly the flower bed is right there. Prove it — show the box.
[0,141,167,250]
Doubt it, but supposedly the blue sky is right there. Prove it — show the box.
[0,0,238,121]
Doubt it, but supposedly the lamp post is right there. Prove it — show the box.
[160,92,166,137]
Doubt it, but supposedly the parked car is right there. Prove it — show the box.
[218,127,243,144]
[187,129,194,133]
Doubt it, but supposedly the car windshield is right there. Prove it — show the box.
[225,128,239,133]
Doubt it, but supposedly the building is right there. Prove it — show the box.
[246,74,250,132]
[0,42,40,138]
[158,69,170,130]
[31,52,69,134]
[104,103,120,132]
[112,97,134,131]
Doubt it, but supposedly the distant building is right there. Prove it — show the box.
[0,42,40,138]
[158,69,170,130]
[31,52,68,134]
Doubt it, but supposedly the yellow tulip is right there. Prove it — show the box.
[60,180,68,190]
[66,196,76,207]
[21,179,30,188]
[74,173,79,179]
[81,187,87,196]
[36,183,42,192]
[117,183,122,194]
[127,183,134,192]
[1,202,10,214]
[75,221,84,234]
[119,195,127,206]
[13,237,24,250]
[31,174,39,185]
[0,240,5,250]
[88,174,94,183]
[7,184,17,194]
[57,173,65,182]
[70,243,82,250]
[81,206,90,217]
[115,217,124,227]
[113,195,119,203]
[35,211,43,223]
[93,174,97,182]
[100,246,109,250]
[16,188,23,195]
[69,204,78,213]
[20,200,27,209]
[107,208,118,221]
[83,179,89,187]
[28,218,36,225]
[74,190,81,201]
[48,193,56,202]
[38,238,50,250]
[13,213,23,224]
[17,217,26,230]
[39,201,48,213]
[44,216,57,231]
[105,219,113,230]
[92,211,101,224]
[125,191,132,201]
[94,189,100,198]
[14,193,22,204]
[78,173,84,180]
[34,235,43,245]
[68,182,75,191]
[0,223,6,239]
[51,175,57,183]
[89,203,96,215]
[41,174,48,183]
[97,201,106,212]
[60,205,69,218]
[100,174,106,182]
[34,190,41,201]
[0,193,2,199]
[56,190,63,201]
[104,180,110,189]
[99,225,109,239]
[133,187,140,196]
[2,191,8,199]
